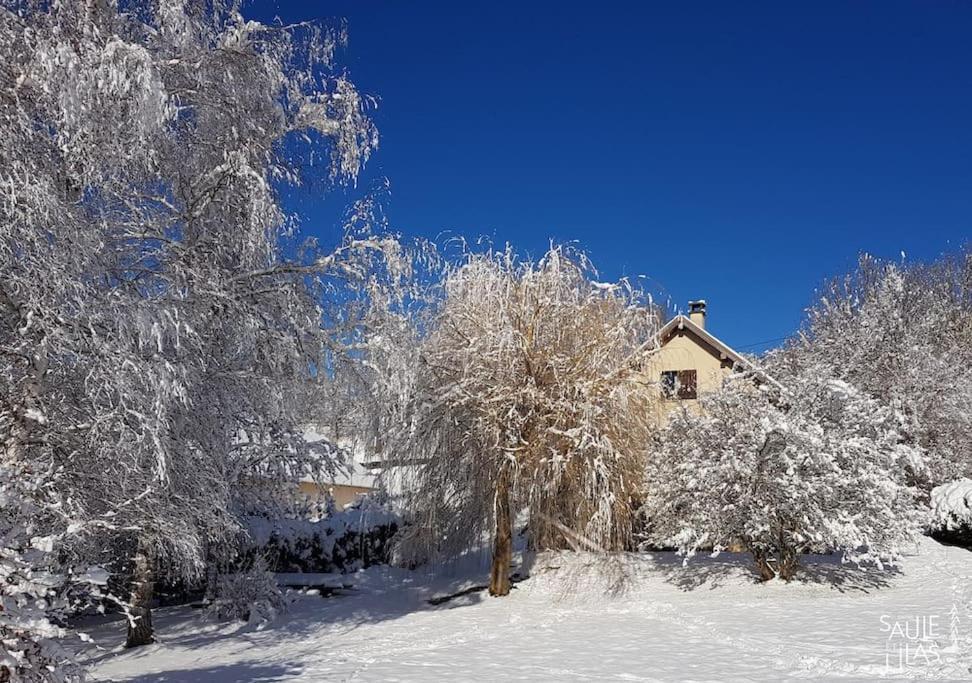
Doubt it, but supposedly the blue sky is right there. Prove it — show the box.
[252,1,972,351]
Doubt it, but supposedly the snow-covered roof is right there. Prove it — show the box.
[657,315,783,390]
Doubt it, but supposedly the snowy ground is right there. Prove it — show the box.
[80,538,972,681]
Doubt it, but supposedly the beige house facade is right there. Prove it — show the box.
[296,427,378,510]
[643,301,758,424]
[297,480,373,509]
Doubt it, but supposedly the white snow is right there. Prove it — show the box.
[80,537,972,681]
[272,573,352,588]
[24,407,47,425]
[78,566,111,586]
[302,426,377,489]
[932,478,972,529]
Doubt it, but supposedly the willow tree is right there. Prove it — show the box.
[389,246,662,595]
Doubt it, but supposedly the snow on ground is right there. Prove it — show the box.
[80,538,972,682]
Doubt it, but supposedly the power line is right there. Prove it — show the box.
[734,335,791,350]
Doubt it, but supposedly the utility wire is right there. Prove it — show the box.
[734,335,791,350]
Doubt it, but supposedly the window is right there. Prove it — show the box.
[661,369,697,400]
[660,371,677,398]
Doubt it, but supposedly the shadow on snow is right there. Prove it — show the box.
[649,548,902,593]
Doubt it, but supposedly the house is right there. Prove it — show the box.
[643,300,764,423]
[326,300,763,488]
[297,479,374,510]
[298,427,377,509]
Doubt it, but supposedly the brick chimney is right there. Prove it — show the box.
[688,300,706,329]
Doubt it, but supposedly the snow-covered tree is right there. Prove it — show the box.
[2,0,402,654]
[0,461,83,683]
[386,245,662,595]
[778,252,972,487]
[647,373,924,581]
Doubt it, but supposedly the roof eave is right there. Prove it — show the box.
[657,315,784,390]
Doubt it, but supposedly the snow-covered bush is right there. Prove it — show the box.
[242,498,400,574]
[0,465,81,682]
[0,552,78,683]
[930,479,972,547]
[931,479,972,529]
[211,557,286,625]
[646,375,924,581]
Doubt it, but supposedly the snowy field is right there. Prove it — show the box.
[80,538,972,682]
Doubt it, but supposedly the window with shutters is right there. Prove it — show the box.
[660,369,698,400]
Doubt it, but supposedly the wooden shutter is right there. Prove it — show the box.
[677,370,698,399]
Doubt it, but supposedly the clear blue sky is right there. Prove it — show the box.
[252,1,972,352]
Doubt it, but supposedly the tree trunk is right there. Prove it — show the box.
[3,340,46,467]
[751,548,776,582]
[489,463,513,597]
[778,543,798,582]
[774,525,798,581]
[204,555,219,604]
[125,542,156,648]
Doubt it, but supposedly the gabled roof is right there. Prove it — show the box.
[657,315,783,389]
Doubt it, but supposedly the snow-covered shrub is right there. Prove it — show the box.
[930,479,972,547]
[242,498,400,574]
[0,553,79,683]
[0,466,81,683]
[646,375,924,581]
[932,479,972,529]
[211,557,286,625]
